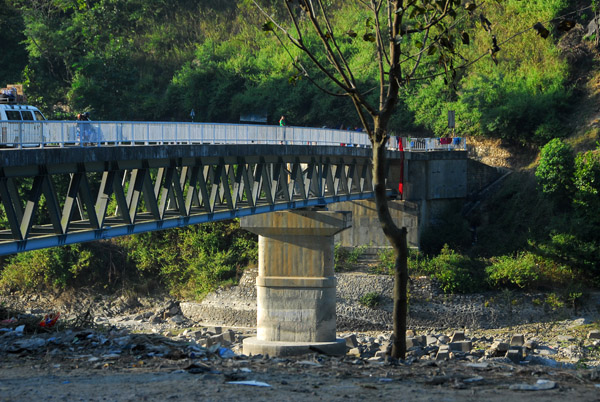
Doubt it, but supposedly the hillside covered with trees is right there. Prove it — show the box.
[0,0,578,140]
[0,0,599,301]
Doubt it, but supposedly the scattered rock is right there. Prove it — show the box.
[450,331,465,342]
[450,341,472,353]
[510,334,525,347]
[406,337,421,348]
[488,341,509,357]
[505,347,525,364]
[588,330,600,340]
[436,345,451,360]
[343,334,358,348]
[509,379,556,391]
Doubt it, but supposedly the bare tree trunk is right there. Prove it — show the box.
[392,229,408,359]
[371,127,407,359]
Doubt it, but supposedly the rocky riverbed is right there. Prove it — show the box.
[1,270,600,400]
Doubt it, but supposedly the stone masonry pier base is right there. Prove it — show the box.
[240,210,351,356]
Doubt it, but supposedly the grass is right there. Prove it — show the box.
[334,244,369,272]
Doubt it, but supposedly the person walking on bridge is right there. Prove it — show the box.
[279,116,287,144]
[77,112,93,145]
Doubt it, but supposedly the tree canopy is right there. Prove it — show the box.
[0,0,580,145]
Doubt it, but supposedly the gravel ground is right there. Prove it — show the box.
[1,270,600,401]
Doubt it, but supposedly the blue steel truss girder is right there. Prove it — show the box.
[0,145,404,256]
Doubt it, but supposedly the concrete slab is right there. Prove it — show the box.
[243,337,347,357]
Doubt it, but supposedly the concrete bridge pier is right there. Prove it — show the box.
[240,210,351,356]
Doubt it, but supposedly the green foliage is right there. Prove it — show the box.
[334,244,367,272]
[535,138,574,205]
[486,251,575,290]
[544,292,564,311]
[404,0,571,143]
[359,292,381,309]
[117,220,257,299]
[375,248,395,275]
[471,173,554,257]
[528,145,600,278]
[534,232,600,276]
[0,0,574,141]
[0,0,27,84]
[486,252,539,289]
[0,242,126,292]
[346,245,367,265]
[573,149,600,221]
[412,245,483,294]
[0,219,257,299]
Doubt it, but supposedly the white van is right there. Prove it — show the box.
[0,104,47,147]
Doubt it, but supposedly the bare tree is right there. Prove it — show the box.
[251,0,483,359]
[252,0,570,359]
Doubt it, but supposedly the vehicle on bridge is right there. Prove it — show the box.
[0,103,47,147]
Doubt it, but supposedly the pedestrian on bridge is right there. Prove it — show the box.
[77,112,93,145]
[279,116,287,144]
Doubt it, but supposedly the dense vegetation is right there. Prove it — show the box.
[0,222,258,299]
[0,0,599,299]
[363,140,600,302]
[0,0,575,140]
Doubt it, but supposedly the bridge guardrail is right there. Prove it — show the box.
[0,120,466,151]
[403,137,466,152]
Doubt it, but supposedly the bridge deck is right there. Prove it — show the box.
[0,144,404,255]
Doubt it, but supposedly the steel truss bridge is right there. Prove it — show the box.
[0,139,404,256]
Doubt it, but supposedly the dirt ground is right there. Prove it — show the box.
[1,321,600,402]
[1,290,600,401]
[1,351,600,401]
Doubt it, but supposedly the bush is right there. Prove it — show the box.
[486,250,576,290]
[534,233,600,277]
[413,245,483,294]
[535,138,574,206]
[573,149,600,229]
[0,242,129,292]
[359,292,381,308]
[0,219,258,299]
[373,248,395,275]
[486,252,539,289]
[119,220,258,299]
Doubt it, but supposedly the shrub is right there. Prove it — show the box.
[334,244,350,272]
[414,245,483,294]
[120,221,258,299]
[545,292,564,311]
[573,149,600,230]
[359,292,381,308]
[0,220,259,298]
[535,138,574,206]
[486,252,540,289]
[0,242,127,292]
[486,250,576,290]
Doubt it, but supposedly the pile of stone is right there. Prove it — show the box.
[339,329,600,368]
[0,320,253,365]
[2,309,600,375]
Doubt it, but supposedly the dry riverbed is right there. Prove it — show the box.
[1,288,600,401]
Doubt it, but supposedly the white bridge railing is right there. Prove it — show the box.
[0,120,466,151]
